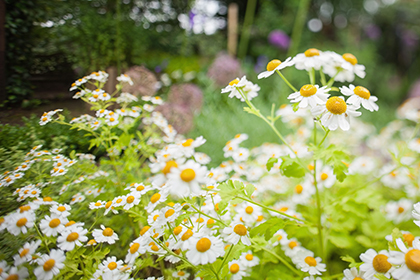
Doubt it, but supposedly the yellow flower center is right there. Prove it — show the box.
[289,241,298,249]
[6,274,19,280]
[266,59,282,71]
[43,259,55,271]
[257,215,263,221]
[49,218,61,228]
[229,79,240,86]
[130,243,140,254]
[57,206,66,212]
[67,232,79,242]
[65,221,75,227]
[182,139,194,147]
[93,94,99,99]
[342,53,358,65]
[19,205,31,213]
[44,197,53,202]
[180,168,196,182]
[109,117,115,122]
[105,201,112,209]
[42,117,48,122]
[150,193,161,204]
[196,237,211,252]
[404,233,415,247]
[151,244,160,251]
[165,209,175,218]
[320,173,329,180]
[20,248,30,257]
[124,195,134,204]
[304,48,320,57]
[108,261,117,270]
[246,254,254,261]
[181,229,194,241]
[16,218,27,227]
[245,206,254,214]
[300,84,317,97]
[233,224,247,236]
[103,227,114,237]
[153,215,159,221]
[326,97,347,115]
[406,249,420,272]
[398,207,405,213]
[230,263,240,274]
[162,160,178,175]
[136,185,145,191]
[353,278,363,280]
[304,256,317,266]
[87,239,96,245]
[116,198,122,204]
[372,254,392,273]
[354,86,371,100]
[295,184,303,194]
[140,226,150,236]
[178,271,185,276]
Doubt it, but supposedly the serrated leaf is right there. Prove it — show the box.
[250,217,285,240]
[266,157,278,171]
[341,255,355,263]
[279,156,305,178]
[245,184,255,197]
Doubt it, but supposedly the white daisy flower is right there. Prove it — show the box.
[294,48,328,71]
[40,215,67,237]
[7,212,36,236]
[34,249,66,280]
[1,266,29,280]
[144,104,154,112]
[98,92,111,101]
[89,89,105,102]
[97,256,124,277]
[257,57,294,79]
[231,147,250,163]
[185,235,225,265]
[389,238,420,280]
[178,136,206,157]
[145,191,169,213]
[292,249,326,275]
[194,152,211,165]
[239,250,260,268]
[359,248,394,279]
[172,270,190,279]
[348,156,376,175]
[338,52,366,82]
[234,203,263,225]
[311,96,361,131]
[123,192,141,210]
[221,76,260,102]
[288,84,330,109]
[57,226,88,251]
[340,85,378,112]
[92,225,119,244]
[13,240,41,266]
[272,229,289,246]
[228,259,249,280]
[50,204,71,218]
[385,198,413,224]
[125,237,148,264]
[167,160,208,197]
[223,223,251,246]
[342,267,366,280]
[116,92,138,104]
[117,74,133,85]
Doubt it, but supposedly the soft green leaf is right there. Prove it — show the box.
[329,232,353,248]
[266,157,278,171]
[279,156,305,178]
[250,217,285,240]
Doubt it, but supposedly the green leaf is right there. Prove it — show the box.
[329,232,352,248]
[311,144,350,182]
[341,255,355,264]
[266,157,278,171]
[250,217,285,240]
[292,102,299,112]
[374,274,391,280]
[245,184,255,197]
[279,156,305,178]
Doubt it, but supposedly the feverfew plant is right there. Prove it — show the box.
[1,49,420,280]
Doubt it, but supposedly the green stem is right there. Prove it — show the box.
[276,70,298,92]
[34,224,50,253]
[209,264,221,280]
[320,68,327,86]
[237,0,257,59]
[257,244,301,276]
[287,0,311,57]
[309,68,315,85]
[190,205,227,227]
[238,196,308,224]
[217,244,234,276]
[318,130,330,147]
[313,122,325,261]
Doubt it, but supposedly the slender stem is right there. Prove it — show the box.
[209,264,221,280]
[326,70,341,87]
[309,68,315,85]
[237,196,308,224]
[313,121,325,261]
[34,224,50,253]
[276,70,298,92]
[257,244,301,276]
[217,244,234,276]
[320,68,327,86]
[318,130,330,147]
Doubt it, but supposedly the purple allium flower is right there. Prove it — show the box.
[156,103,194,134]
[268,30,290,50]
[207,52,244,87]
[168,83,203,113]
[122,66,159,97]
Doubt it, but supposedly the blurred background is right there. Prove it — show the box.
[1,0,420,163]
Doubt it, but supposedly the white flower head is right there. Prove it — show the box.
[223,223,251,246]
[257,57,294,79]
[288,84,330,109]
[185,235,225,265]
[92,225,119,244]
[34,249,66,280]
[359,248,394,279]
[340,85,378,112]
[221,76,260,102]
[311,96,361,131]
[57,226,88,251]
